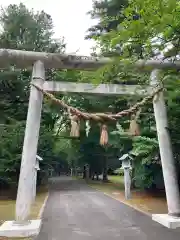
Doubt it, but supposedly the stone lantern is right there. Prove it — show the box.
[32,155,43,202]
[119,153,132,199]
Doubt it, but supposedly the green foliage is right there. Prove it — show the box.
[0,3,65,188]
[0,3,65,52]
[131,136,161,189]
[107,0,180,59]
[131,136,158,163]
[86,0,128,36]
[87,0,180,190]
[0,122,25,187]
[113,168,124,176]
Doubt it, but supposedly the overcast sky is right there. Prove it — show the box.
[1,0,98,56]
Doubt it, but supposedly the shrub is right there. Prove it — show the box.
[113,168,124,176]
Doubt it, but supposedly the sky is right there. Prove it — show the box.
[1,0,98,56]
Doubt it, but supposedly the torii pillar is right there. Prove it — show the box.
[0,61,45,237]
[151,70,180,229]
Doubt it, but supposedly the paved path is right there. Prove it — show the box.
[37,177,180,240]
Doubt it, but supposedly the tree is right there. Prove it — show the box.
[0,3,65,188]
[0,3,65,52]
[86,0,128,39]
[86,0,129,57]
[98,0,180,189]
[84,0,180,190]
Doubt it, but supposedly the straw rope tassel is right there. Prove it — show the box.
[100,124,108,146]
[70,114,80,137]
[129,109,141,136]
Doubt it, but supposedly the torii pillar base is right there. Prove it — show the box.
[0,220,41,237]
[152,214,180,229]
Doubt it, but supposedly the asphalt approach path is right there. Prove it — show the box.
[37,177,180,240]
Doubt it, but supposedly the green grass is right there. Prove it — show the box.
[108,175,124,185]
[0,192,47,223]
[88,175,124,193]
[74,175,124,192]
[0,187,48,240]
[89,181,122,193]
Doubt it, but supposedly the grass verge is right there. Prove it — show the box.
[0,186,48,240]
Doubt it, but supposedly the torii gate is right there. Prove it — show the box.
[0,49,180,237]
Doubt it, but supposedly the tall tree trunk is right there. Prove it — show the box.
[83,165,86,179]
[103,157,108,182]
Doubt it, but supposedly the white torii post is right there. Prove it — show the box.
[151,69,180,228]
[0,61,45,238]
[15,61,45,223]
